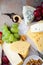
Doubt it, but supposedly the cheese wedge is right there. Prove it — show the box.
[23,6,36,24]
[39,20,43,23]
[27,30,43,53]
[27,22,43,52]
[30,22,43,32]
[3,42,23,65]
[10,41,30,58]
[3,41,30,65]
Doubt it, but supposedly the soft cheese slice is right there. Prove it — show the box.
[10,41,30,58]
[30,22,43,32]
[3,42,23,65]
[0,44,2,65]
[23,6,36,24]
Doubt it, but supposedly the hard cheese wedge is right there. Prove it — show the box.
[10,41,30,58]
[27,21,43,53]
[3,42,23,65]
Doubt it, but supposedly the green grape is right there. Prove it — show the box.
[2,31,11,42]
[14,33,20,39]
[14,28,19,33]
[14,38,18,41]
[2,30,8,35]
[2,28,8,32]
[14,28,18,33]
[12,23,18,28]
[11,27,18,33]
[2,34,10,41]
[9,34,14,43]
[2,24,8,31]
[4,31,11,39]
[7,31,10,34]
[11,23,19,33]
[2,36,10,43]
[2,36,9,43]
[11,28,15,33]
[2,25,9,35]
[3,30,10,36]
[2,36,7,41]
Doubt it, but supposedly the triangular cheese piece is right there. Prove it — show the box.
[3,42,23,65]
[10,41,30,58]
[3,41,30,65]
[23,6,36,24]
[27,21,43,53]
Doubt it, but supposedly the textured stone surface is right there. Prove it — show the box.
[0,0,26,16]
[0,0,43,16]
[26,0,43,7]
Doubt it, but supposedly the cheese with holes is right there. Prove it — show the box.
[3,42,23,65]
[27,21,43,53]
[10,41,30,58]
[3,41,30,65]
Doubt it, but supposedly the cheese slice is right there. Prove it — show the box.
[3,42,23,65]
[39,20,43,23]
[27,30,43,53]
[10,41,30,58]
[30,23,43,32]
[27,21,43,53]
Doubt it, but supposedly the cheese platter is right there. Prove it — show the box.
[0,2,43,65]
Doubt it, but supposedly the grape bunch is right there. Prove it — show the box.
[2,23,20,43]
[34,2,43,21]
[11,23,20,40]
[2,56,9,65]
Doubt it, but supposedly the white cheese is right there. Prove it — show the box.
[23,6,36,24]
[30,23,43,32]
[3,42,23,65]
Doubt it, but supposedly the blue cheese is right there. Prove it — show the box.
[23,6,36,24]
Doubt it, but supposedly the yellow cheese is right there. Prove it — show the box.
[3,41,30,65]
[27,29,43,53]
[10,41,30,58]
[27,21,43,53]
[39,20,43,23]
[3,42,23,65]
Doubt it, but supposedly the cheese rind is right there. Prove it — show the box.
[30,23,43,32]
[3,42,23,65]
